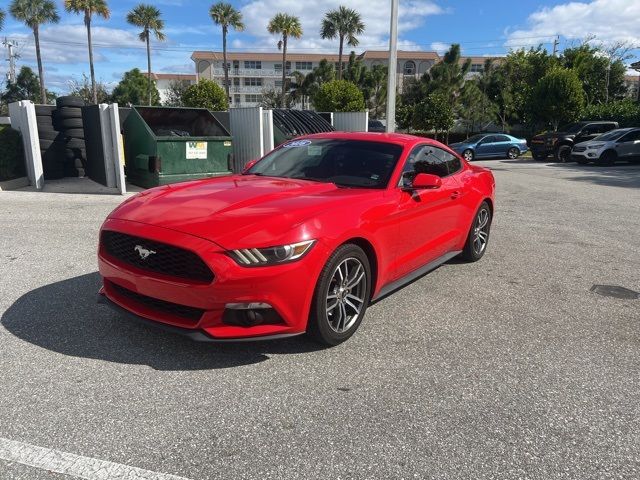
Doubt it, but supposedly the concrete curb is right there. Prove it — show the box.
[0,177,30,191]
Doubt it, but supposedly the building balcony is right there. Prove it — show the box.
[228,85,265,93]
[212,68,294,77]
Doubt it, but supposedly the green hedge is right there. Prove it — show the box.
[0,125,26,181]
[581,100,640,127]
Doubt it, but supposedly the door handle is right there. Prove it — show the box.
[450,190,460,200]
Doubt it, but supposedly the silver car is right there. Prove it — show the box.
[571,128,640,165]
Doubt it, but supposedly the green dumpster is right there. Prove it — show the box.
[123,106,232,188]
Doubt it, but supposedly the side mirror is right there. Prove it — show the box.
[408,173,442,190]
[242,159,258,174]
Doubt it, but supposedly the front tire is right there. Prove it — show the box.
[596,150,616,166]
[461,201,492,262]
[555,145,571,163]
[307,244,371,346]
[462,149,474,161]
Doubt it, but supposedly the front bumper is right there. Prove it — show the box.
[98,218,329,340]
[530,143,553,156]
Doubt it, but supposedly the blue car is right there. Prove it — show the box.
[449,134,528,161]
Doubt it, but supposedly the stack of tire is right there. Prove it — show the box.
[36,104,65,179]
[53,96,87,178]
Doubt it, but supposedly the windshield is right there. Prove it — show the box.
[247,139,403,189]
[558,123,584,134]
[592,129,627,141]
[465,134,486,143]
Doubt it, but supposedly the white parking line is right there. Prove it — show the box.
[0,437,193,480]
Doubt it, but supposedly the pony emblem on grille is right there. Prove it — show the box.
[134,245,156,260]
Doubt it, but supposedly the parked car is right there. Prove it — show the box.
[530,121,618,162]
[448,134,528,161]
[571,128,640,165]
[368,119,386,132]
[98,132,495,346]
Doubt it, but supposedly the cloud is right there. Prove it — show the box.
[11,24,140,64]
[237,0,445,52]
[505,0,640,49]
[430,42,450,54]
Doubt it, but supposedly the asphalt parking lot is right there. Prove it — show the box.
[1,159,639,479]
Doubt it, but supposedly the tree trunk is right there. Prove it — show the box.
[222,25,229,104]
[86,12,97,104]
[34,25,46,104]
[337,36,344,80]
[146,32,152,105]
[281,35,287,108]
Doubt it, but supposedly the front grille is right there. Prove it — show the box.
[108,281,204,323]
[101,230,214,283]
[573,146,586,152]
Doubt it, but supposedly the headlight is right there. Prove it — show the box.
[587,144,604,149]
[229,240,316,266]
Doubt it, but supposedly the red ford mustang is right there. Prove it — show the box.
[98,132,495,345]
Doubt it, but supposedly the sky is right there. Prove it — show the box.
[1,0,639,94]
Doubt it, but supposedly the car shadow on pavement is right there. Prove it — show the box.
[545,162,640,189]
[1,272,324,370]
[498,159,640,189]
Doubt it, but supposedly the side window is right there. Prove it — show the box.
[401,145,461,185]
[482,135,497,144]
[495,135,511,142]
[619,130,640,142]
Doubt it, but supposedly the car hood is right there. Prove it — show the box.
[533,132,574,141]
[109,175,378,249]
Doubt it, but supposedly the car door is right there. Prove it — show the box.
[492,134,513,157]
[475,136,496,158]
[615,130,640,158]
[390,145,465,278]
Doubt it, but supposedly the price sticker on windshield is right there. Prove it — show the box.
[283,140,312,148]
[308,145,322,156]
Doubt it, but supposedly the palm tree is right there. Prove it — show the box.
[64,0,110,104]
[126,4,165,105]
[267,13,302,108]
[209,2,244,103]
[9,0,60,104]
[320,6,365,80]
[0,9,6,31]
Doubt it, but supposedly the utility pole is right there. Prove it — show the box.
[385,0,398,133]
[3,38,18,83]
[552,35,559,57]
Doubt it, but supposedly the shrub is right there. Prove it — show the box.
[182,79,228,111]
[312,80,365,112]
[581,100,640,127]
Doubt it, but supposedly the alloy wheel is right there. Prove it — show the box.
[472,208,490,255]
[463,149,474,161]
[325,257,367,333]
[508,147,519,159]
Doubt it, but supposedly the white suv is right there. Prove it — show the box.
[571,128,640,165]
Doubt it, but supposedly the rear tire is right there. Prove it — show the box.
[307,244,371,346]
[507,147,519,159]
[461,201,492,262]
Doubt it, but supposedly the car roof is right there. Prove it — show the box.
[300,131,442,148]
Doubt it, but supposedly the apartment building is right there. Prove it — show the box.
[191,50,440,107]
[624,74,640,100]
[147,73,197,104]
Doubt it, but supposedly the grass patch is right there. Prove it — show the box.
[0,125,26,181]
